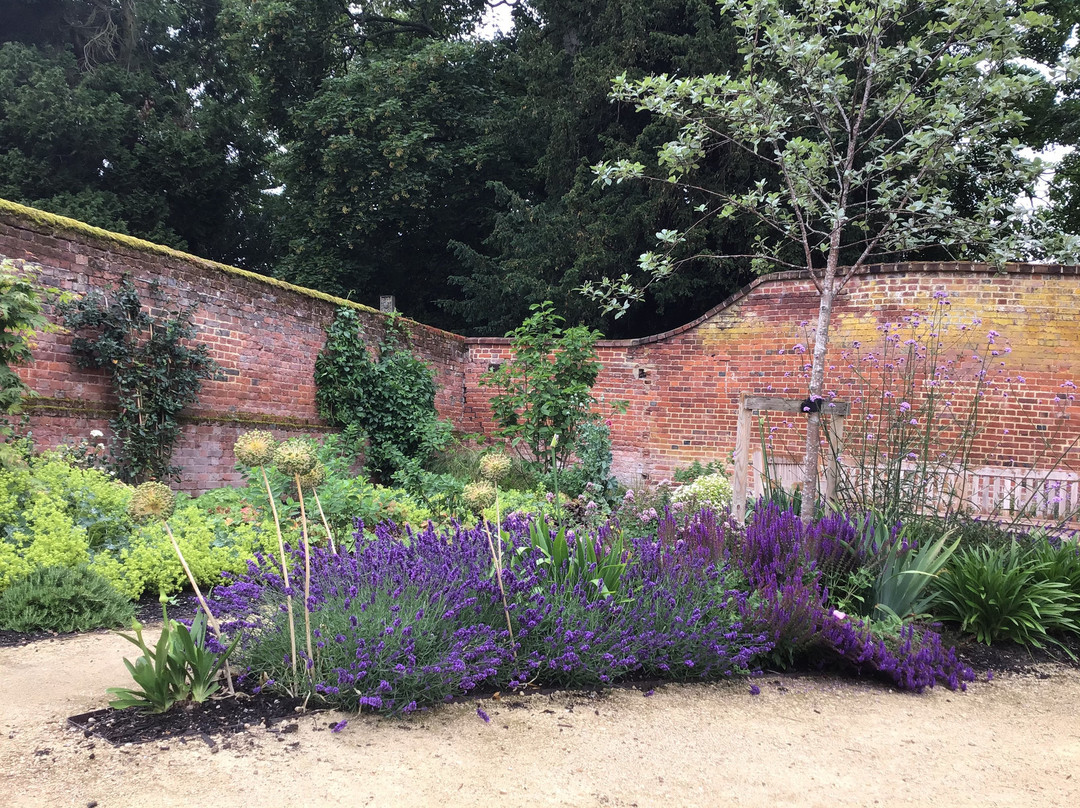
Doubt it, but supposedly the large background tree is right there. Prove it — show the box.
[587,0,1080,519]
[3,0,1079,338]
[445,0,763,336]
[0,0,274,268]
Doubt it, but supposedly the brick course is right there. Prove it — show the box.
[463,264,1080,486]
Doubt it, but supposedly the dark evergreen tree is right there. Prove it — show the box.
[0,0,274,268]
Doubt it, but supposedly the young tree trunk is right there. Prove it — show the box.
[800,255,840,522]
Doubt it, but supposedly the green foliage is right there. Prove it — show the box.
[0,5,275,269]
[587,0,1078,517]
[481,487,553,524]
[0,260,50,414]
[0,453,272,599]
[60,279,216,483]
[446,0,757,338]
[107,605,240,713]
[0,455,133,589]
[673,459,728,484]
[95,495,274,601]
[481,302,603,471]
[0,565,134,633]
[933,542,1080,650]
[524,518,629,599]
[871,530,959,624]
[554,418,618,500]
[315,307,448,478]
[0,260,62,468]
[237,434,437,541]
[1030,540,1080,626]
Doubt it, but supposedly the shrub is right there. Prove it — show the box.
[1,261,60,469]
[0,453,275,599]
[59,278,216,483]
[664,504,975,690]
[211,518,770,711]
[480,301,604,471]
[315,307,448,477]
[94,496,274,600]
[0,565,134,633]
[212,505,974,711]
[671,472,734,513]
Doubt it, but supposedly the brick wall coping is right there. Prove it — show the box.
[465,261,1079,348]
[0,197,467,346]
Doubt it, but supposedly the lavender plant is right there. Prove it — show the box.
[211,517,769,713]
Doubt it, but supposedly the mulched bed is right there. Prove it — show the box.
[67,688,315,748]
[947,629,1080,677]
[4,593,1079,747]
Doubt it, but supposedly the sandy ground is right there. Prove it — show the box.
[1,631,1078,808]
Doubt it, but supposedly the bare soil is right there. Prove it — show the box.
[2,629,1079,808]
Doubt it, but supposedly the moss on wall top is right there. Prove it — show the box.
[0,197,465,343]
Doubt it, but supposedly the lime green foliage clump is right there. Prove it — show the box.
[0,454,274,598]
[672,472,734,512]
[0,565,134,633]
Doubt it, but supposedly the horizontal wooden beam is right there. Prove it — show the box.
[743,396,850,417]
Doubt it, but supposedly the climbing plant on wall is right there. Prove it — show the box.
[60,279,216,483]
[315,307,447,477]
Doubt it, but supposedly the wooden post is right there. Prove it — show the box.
[823,411,845,507]
[733,392,753,524]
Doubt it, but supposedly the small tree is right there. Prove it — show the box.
[585,0,1079,520]
[480,301,603,471]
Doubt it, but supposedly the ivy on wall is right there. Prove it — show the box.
[60,279,216,483]
[315,307,446,478]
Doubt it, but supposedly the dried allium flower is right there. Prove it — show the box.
[463,480,496,511]
[298,463,326,490]
[274,439,318,477]
[128,481,176,522]
[478,453,511,483]
[234,430,277,467]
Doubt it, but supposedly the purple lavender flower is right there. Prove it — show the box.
[331,720,348,733]
[476,707,491,723]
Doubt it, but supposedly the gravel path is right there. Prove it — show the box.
[1,630,1078,807]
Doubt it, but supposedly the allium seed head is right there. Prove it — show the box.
[234,430,277,467]
[478,453,511,483]
[128,481,176,522]
[463,480,497,511]
[298,462,327,490]
[274,439,318,478]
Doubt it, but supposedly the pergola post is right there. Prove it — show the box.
[730,394,849,523]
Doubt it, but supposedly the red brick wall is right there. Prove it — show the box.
[0,200,466,493]
[5,197,1080,496]
[464,264,1080,486]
